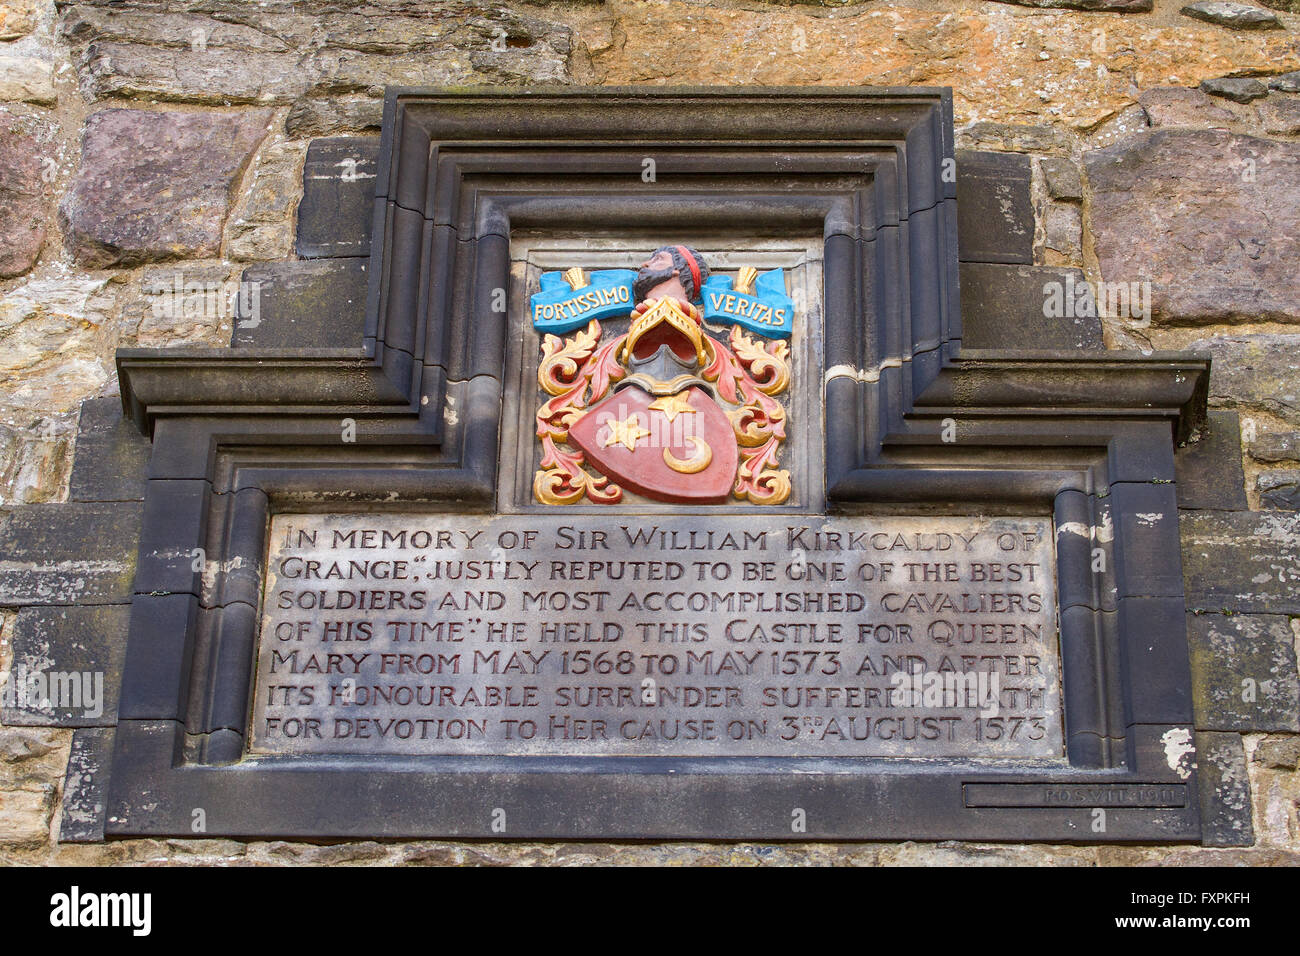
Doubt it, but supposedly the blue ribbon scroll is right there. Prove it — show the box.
[700,269,794,339]
[531,269,637,334]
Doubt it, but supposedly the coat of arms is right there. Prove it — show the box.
[530,245,794,506]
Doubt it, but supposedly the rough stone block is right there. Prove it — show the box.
[1181,511,1300,614]
[1139,87,1240,129]
[0,787,53,845]
[1195,732,1253,847]
[60,4,575,104]
[956,150,1033,264]
[69,397,150,503]
[0,110,53,278]
[226,139,308,262]
[233,258,368,349]
[1250,431,1300,463]
[990,0,1151,9]
[0,502,141,606]
[1258,95,1300,137]
[59,727,113,843]
[59,108,272,268]
[1254,733,1300,768]
[1181,1,1283,29]
[0,0,38,40]
[959,262,1103,350]
[1174,410,1248,510]
[1039,156,1082,201]
[0,54,56,105]
[1200,77,1270,102]
[1,604,129,727]
[285,98,384,138]
[297,136,379,259]
[1187,334,1300,425]
[1087,131,1300,325]
[1258,470,1300,509]
[1187,612,1300,731]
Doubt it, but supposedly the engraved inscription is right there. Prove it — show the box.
[249,515,1063,758]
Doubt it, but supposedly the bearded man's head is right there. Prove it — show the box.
[633,245,710,303]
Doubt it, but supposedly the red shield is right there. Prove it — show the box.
[568,386,738,503]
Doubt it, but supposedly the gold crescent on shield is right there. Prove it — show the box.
[663,436,713,474]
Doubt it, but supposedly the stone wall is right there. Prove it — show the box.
[1,0,1298,865]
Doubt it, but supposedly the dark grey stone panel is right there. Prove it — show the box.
[1,604,129,727]
[69,397,151,502]
[960,262,1104,350]
[1195,731,1253,848]
[956,150,1033,264]
[0,502,142,606]
[1181,510,1300,614]
[117,594,199,722]
[295,136,379,259]
[1175,410,1248,511]
[58,726,114,843]
[233,258,368,349]
[1187,612,1300,732]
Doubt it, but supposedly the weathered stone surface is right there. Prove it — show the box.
[1188,335,1300,422]
[1200,76,1271,102]
[0,787,54,846]
[1041,202,1082,266]
[0,56,56,105]
[58,728,113,843]
[1084,103,1150,150]
[66,401,137,500]
[1258,470,1300,509]
[1187,613,1300,731]
[1039,157,1082,201]
[593,3,1300,130]
[226,139,308,262]
[62,3,574,103]
[0,406,75,507]
[1087,134,1300,326]
[0,110,53,278]
[1258,95,1300,136]
[232,258,368,348]
[285,98,384,137]
[0,0,37,40]
[1196,732,1253,847]
[59,109,272,268]
[0,279,113,413]
[1139,86,1241,128]
[0,502,141,606]
[128,263,242,348]
[956,150,1033,264]
[1181,511,1300,614]
[1259,0,1299,9]
[991,0,1152,10]
[296,136,378,258]
[1175,410,1249,510]
[1255,734,1300,768]
[1181,2,1283,29]
[959,263,1103,350]
[68,397,149,503]
[958,122,1071,154]
[1250,431,1300,463]
[1269,71,1300,92]
[2,604,129,726]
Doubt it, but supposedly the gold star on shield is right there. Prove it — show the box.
[648,391,697,423]
[602,414,652,451]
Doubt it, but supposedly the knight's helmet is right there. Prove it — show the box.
[617,246,713,398]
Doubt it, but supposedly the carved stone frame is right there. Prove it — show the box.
[109,88,1209,841]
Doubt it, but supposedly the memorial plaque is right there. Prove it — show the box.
[251,514,1061,759]
[106,89,1210,842]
